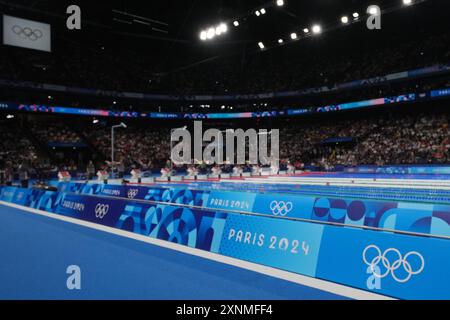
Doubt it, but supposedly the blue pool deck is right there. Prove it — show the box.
[0,203,353,300]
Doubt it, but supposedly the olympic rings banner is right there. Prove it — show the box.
[1,185,449,299]
[3,15,51,52]
[57,182,450,238]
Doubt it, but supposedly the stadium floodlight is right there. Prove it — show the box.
[6,114,14,119]
[276,0,284,7]
[200,30,207,41]
[255,10,261,16]
[233,20,239,27]
[303,28,309,34]
[207,27,215,39]
[260,8,266,15]
[403,0,413,5]
[341,16,349,24]
[258,42,265,49]
[219,23,228,33]
[278,38,284,44]
[312,24,322,34]
[290,32,298,40]
[353,12,359,19]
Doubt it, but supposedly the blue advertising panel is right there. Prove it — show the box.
[431,88,450,98]
[317,226,450,300]
[219,213,324,277]
[55,182,450,238]
[2,189,226,253]
[0,186,17,202]
[218,212,450,299]
[206,190,257,212]
[345,165,450,175]
[3,86,448,121]
[1,186,450,299]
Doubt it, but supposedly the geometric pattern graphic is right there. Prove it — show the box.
[116,202,227,251]
[311,197,450,236]
[40,182,450,237]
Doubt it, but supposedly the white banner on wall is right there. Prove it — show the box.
[3,15,51,52]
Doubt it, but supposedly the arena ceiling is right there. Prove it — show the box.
[0,0,448,72]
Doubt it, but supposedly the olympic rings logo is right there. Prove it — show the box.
[363,245,425,283]
[12,25,43,41]
[127,189,139,199]
[270,201,293,216]
[95,204,109,219]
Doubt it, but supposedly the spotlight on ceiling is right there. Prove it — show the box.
[341,16,349,24]
[303,28,309,34]
[403,0,413,5]
[206,27,215,39]
[353,12,359,19]
[260,8,266,15]
[200,30,207,40]
[219,23,228,33]
[255,10,261,16]
[278,38,284,44]
[233,20,239,27]
[258,42,265,50]
[312,24,322,34]
[276,0,284,7]
[290,32,298,40]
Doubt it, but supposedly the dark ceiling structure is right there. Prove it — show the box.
[0,0,448,73]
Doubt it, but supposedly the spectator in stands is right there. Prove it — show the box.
[18,162,29,188]
[86,161,95,180]
[5,165,14,186]
[117,160,125,179]
[4,164,14,186]
[0,157,5,185]
[0,30,447,96]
